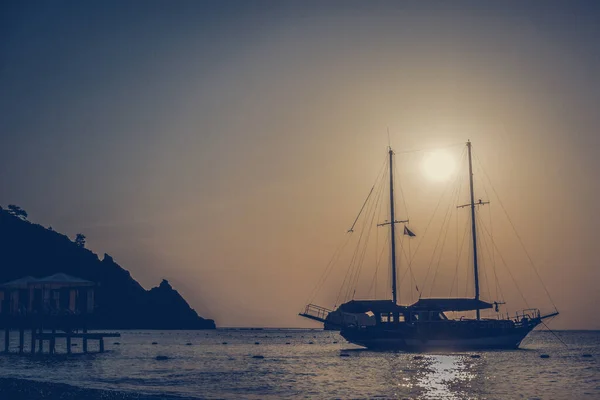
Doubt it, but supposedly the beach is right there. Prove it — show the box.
[0,377,183,400]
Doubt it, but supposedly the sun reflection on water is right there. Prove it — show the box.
[414,355,476,400]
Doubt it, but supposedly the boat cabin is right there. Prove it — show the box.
[327,298,496,328]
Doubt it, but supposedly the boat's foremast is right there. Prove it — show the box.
[389,147,398,304]
[382,147,409,305]
[388,147,398,304]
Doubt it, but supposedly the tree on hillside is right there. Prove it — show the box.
[75,233,86,248]
[7,204,28,220]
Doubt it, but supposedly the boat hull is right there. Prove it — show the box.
[340,321,538,351]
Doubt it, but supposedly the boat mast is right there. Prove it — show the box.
[389,147,399,304]
[466,141,481,320]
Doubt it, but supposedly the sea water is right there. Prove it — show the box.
[0,330,598,399]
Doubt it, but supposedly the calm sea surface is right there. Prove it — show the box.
[0,330,598,399]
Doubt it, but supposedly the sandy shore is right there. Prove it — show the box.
[0,378,189,400]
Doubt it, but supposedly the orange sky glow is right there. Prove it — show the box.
[1,2,599,329]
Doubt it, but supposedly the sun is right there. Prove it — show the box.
[422,150,456,181]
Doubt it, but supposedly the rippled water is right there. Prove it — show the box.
[0,330,598,399]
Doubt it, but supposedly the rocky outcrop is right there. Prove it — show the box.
[0,206,215,329]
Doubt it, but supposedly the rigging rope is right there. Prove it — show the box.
[348,158,387,233]
[347,176,386,300]
[428,199,456,297]
[477,218,506,303]
[421,160,465,297]
[335,160,388,305]
[336,193,374,305]
[407,148,466,298]
[393,154,414,303]
[371,211,380,298]
[306,233,353,305]
[367,231,389,298]
[476,213,493,302]
[475,171,501,301]
[449,216,471,297]
[307,159,386,307]
[465,240,472,298]
[397,232,421,299]
[348,185,375,233]
[449,163,467,298]
[474,153,558,311]
[487,202,500,300]
[394,142,465,155]
[541,319,568,348]
[477,220,530,308]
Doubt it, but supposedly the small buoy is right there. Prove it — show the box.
[285,342,291,345]
[155,355,169,361]
[113,342,120,345]
[252,355,264,359]
[186,343,192,346]
[582,354,593,358]
[254,342,260,345]
[222,342,228,345]
[152,342,158,345]
[540,354,550,358]
[340,353,350,357]
[471,354,481,359]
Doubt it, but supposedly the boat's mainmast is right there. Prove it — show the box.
[389,147,398,304]
[467,141,481,320]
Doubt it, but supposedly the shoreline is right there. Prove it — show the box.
[0,378,193,400]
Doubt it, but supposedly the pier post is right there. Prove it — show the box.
[66,334,71,354]
[30,328,36,354]
[39,328,45,354]
[4,329,9,353]
[83,327,87,353]
[18,327,24,354]
[99,338,104,353]
[83,327,88,353]
[50,329,56,354]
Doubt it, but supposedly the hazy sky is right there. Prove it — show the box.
[1,1,599,329]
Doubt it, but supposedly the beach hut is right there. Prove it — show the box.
[0,273,95,316]
[0,276,37,314]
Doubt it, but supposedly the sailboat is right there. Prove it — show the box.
[300,141,558,350]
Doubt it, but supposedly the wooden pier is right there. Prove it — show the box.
[1,273,120,356]
[2,326,120,355]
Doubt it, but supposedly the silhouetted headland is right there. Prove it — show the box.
[0,206,215,329]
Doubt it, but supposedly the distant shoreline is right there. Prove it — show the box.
[217,327,600,332]
[4,327,592,332]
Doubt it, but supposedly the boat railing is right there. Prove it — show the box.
[513,308,540,325]
[299,304,333,323]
